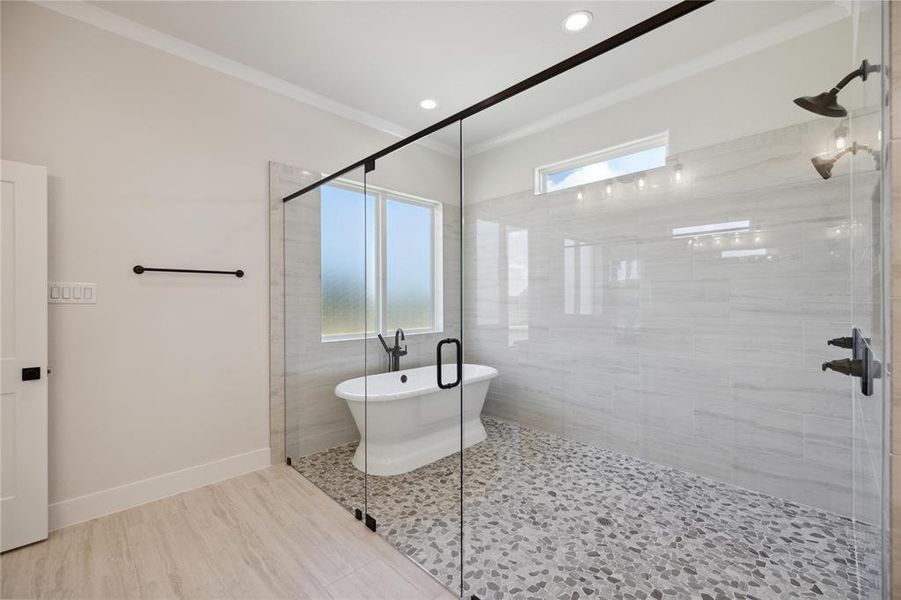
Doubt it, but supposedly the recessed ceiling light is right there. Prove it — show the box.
[563,10,593,33]
[419,98,438,110]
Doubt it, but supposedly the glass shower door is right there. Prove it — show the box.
[362,122,464,597]
[844,2,888,596]
[284,165,371,525]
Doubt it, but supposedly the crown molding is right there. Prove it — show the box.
[466,5,848,156]
[33,1,457,157]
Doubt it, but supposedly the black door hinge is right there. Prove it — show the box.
[355,508,363,521]
[365,513,377,532]
[285,456,292,466]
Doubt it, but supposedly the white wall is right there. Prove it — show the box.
[0,1,446,527]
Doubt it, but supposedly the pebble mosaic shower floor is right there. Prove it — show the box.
[292,417,879,600]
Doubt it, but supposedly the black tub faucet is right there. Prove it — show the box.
[377,328,407,372]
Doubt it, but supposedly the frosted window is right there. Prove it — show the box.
[386,198,433,331]
[320,185,376,338]
[321,183,441,340]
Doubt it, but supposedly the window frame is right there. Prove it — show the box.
[533,131,669,195]
[320,178,444,343]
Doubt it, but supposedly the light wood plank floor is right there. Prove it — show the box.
[1,466,457,600]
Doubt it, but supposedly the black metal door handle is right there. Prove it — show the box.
[436,338,462,389]
[22,367,41,381]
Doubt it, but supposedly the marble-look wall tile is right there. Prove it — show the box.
[269,162,320,465]
[562,404,643,457]
[733,446,851,515]
[465,119,876,515]
[730,363,848,418]
[642,426,733,482]
[731,404,805,458]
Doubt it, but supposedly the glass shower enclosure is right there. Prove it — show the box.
[282,1,890,598]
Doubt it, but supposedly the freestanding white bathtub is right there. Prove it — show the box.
[335,364,498,476]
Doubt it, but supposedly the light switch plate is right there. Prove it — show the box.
[49,282,97,304]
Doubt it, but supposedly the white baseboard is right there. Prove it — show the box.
[49,447,271,530]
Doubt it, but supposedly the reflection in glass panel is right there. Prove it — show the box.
[476,219,500,326]
[579,243,593,315]
[564,239,575,315]
[506,227,529,345]
[564,239,595,315]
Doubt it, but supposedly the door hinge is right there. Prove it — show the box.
[365,513,377,532]
[285,456,292,466]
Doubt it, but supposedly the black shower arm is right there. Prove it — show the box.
[831,60,881,94]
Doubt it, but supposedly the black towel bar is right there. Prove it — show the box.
[133,265,244,278]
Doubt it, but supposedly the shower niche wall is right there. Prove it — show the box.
[279,2,890,598]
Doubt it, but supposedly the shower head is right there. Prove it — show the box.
[794,91,847,118]
[793,60,881,118]
[810,142,881,180]
[811,155,837,179]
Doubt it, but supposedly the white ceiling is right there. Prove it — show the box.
[86,0,842,151]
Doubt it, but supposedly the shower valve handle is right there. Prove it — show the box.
[821,358,864,378]
[822,328,882,397]
[826,336,854,349]
[827,335,870,349]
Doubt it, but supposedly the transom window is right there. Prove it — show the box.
[320,181,443,342]
[534,132,668,195]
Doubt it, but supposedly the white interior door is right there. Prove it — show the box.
[0,160,48,552]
